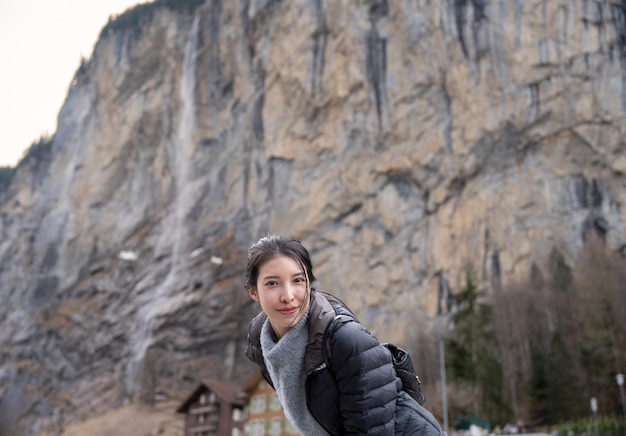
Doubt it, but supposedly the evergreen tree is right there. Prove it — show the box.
[545,332,584,424]
[528,349,548,426]
[529,333,584,426]
[447,268,510,424]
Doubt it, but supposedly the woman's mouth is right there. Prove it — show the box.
[278,307,298,316]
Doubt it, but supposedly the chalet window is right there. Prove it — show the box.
[247,419,265,436]
[198,413,205,423]
[232,429,243,436]
[271,418,282,435]
[269,395,282,411]
[209,392,217,403]
[261,420,269,436]
[199,394,207,405]
[233,408,243,422]
[250,395,266,413]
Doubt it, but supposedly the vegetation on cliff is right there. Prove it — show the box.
[20,135,52,164]
[0,135,52,192]
[100,0,205,36]
[0,167,14,191]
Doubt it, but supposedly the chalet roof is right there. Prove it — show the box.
[241,370,264,393]
[176,379,246,413]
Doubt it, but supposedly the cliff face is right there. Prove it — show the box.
[1,0,625,432]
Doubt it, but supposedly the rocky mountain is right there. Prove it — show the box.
[1,0,625,433]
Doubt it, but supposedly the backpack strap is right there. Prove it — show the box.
[322,314,354,369]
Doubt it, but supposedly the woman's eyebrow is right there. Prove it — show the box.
[261,274,280,280]
[261,271,304,280]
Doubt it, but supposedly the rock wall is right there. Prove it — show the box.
[0,0,625,432]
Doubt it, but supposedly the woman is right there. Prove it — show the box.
[244,235,446,436]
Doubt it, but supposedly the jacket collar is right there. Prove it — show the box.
[303,292,337,374]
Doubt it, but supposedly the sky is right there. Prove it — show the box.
[0,0,143,167]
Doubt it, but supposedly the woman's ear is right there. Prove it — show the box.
[246,285,259,301]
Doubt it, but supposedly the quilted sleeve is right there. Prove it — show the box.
[328,320,398,436]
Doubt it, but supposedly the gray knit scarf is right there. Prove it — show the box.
[260,310,331,436]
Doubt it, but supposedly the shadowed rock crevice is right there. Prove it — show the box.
[252,62,266,142]
[611,0,626,110]
[365,28,387,133]
[310,0,328,101]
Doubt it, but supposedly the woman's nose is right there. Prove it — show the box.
[280,285,295,303]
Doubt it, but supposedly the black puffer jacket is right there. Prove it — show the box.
[245,291,446,436]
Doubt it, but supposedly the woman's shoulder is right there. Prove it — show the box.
[248,310,267,338]
[245,311,267,364]
[316,291,360,320]
[327,315,383,358]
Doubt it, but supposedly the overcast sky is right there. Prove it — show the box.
[0,0,142,167]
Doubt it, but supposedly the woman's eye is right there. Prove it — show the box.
[265,280,278,287]
[294,277,305,284]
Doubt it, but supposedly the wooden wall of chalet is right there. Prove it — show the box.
[184,391,244,436]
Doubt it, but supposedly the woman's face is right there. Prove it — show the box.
[247,254,310,339]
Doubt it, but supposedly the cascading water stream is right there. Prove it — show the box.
[125,15,200,398]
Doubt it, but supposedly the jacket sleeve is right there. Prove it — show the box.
[328,320,397,435]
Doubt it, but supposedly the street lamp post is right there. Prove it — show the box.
[439,337,449,435]
[617,373,625,436]
[590,397,599,436]
[436,315,450,435]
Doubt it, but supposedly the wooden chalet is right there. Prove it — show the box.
[242,372,300,436]
[177,379,246,436]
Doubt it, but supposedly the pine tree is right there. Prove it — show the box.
[447,268,510,424]
[528,349,548,426]
[545,332,584,424]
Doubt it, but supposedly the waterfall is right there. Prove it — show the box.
[125,15,200,400]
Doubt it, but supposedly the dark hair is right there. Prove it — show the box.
[244,235,317,289]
